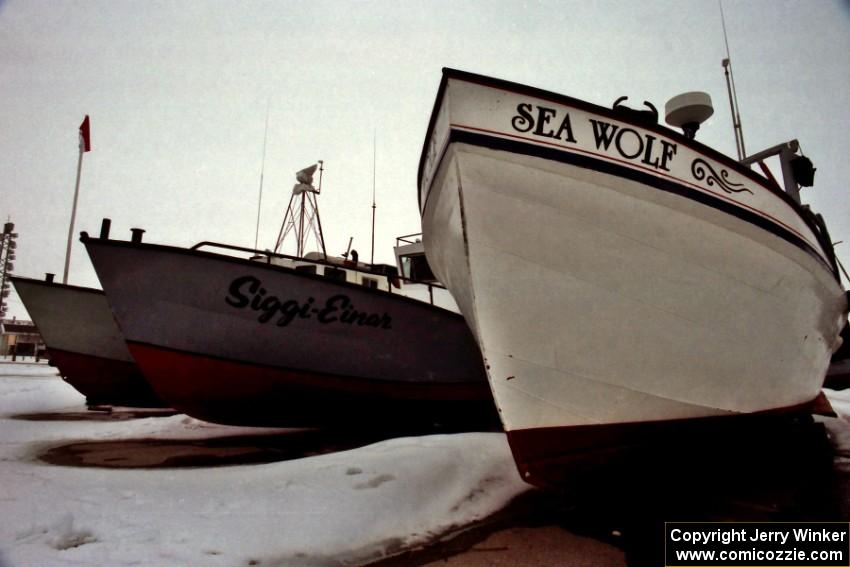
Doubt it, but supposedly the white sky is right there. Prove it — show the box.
[2,0,849,319]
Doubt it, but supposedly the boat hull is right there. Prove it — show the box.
[126,342,495,428]
[83,238,497,429]
[10,278,164,407]
[418,70,848,486]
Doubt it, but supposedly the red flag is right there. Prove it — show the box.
[79,115,91,152]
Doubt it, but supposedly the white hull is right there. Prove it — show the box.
[11,277,162,406]
[11,278,131,362]
[418,70,848,486]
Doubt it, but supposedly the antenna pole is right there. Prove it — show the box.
[317,160,324,193]
[253,100,271,250]
[298,192,306,257]
[720,0,746,160]
[370,132,376,265]
[314,161,328,259]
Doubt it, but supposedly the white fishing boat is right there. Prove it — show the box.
[82,164,497,430]
[10,275,163,407]
[417,68,848,487]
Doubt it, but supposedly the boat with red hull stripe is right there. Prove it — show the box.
[417,68,848,488]
[127,341,495,428]
[82,233,498,430]
[11,276,164,407]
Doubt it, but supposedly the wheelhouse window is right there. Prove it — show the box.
[361,277,379,289]
[295,265,317,275]
[400,254,436,283]
[323,267,347,282]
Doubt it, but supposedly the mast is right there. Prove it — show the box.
[720,0,746,160]
[313,161,328,259]
[298,189,306,256]
[253,100,271,250]
[370,132,377,265]
[274,161,327,259]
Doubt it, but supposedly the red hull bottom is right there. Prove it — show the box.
[49,349,165,408]
[128,342,501,430]
[506,403,818,489]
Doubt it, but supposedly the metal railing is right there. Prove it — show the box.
[395,233,423,247]
[189,240,452,308]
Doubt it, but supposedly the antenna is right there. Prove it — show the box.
[343,236,353,259]
[720,0,746,160]
[370,131,377,265]
[253,100,271,250]
[314,160,328,259]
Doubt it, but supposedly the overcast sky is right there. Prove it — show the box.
[1,0,848,319]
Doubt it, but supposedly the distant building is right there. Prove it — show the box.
[1,317,46,358]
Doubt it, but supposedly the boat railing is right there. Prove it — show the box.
[395,280,458,311]
[191,240,318,266]
[189,240,455,309]
[395,232,423,247]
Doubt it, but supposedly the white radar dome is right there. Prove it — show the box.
[665,92,714,139]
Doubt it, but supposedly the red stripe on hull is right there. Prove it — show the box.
[506,404,817,489]
[128,343,500,430]
[49,349,165,408]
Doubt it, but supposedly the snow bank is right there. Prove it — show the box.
[0,363,529,566]
[824,388,850,422]
[8,366,846,566]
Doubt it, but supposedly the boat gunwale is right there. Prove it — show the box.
[80,235,467,319]
[415,68,841,281]
[10,275,106,298]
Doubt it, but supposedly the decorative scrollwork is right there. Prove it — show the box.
[691,158,752,194]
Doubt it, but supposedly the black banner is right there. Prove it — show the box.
[665,522,849,566]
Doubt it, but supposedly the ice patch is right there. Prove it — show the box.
[354,473,395,489]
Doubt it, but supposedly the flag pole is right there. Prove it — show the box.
[63,116,89,284]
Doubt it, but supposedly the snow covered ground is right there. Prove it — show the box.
[826,387,850,421]
[824,387,850,455]
[2,362,849,567]
[0,363,529,566]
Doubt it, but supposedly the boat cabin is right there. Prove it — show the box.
[258,233,458,311]
[268,252,398,292]
[393,234,437,284]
